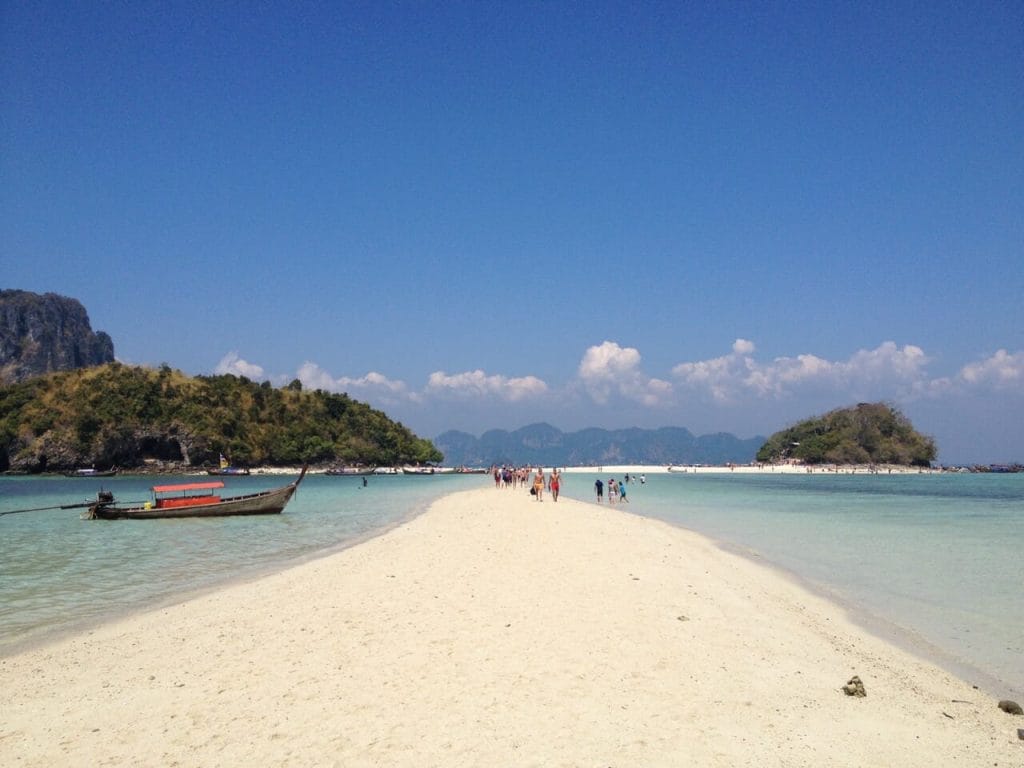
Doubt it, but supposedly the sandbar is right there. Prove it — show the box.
[1,488,1019,766]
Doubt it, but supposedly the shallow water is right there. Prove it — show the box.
[562,471,1024,698]
[3,470,1021,700]
[0,472,482,653]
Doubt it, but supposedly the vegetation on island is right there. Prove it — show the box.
[0,362,443,472]
[755,402,937,467]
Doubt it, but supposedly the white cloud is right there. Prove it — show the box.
[339,370,410,395]
[673,340,931,402]
[214,351,265,380]
[295,361,336,391]
[290,361,550,405]
[426,369,548,402]
[578,341,673,406]
[732,338,756,355]
[955,349,1024,392]
[296,362,409,400]
[845,342,929,382]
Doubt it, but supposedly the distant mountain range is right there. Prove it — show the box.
[434,423,766,467]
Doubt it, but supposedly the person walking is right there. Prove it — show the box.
[549,469,561,502]
[532,468,545,501]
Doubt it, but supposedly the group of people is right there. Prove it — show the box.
[491,465,563,501]
[492,466,646,505]
[493,466,533,488]
[593,475,632,503]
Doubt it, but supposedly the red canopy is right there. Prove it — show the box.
[152,481,225,493]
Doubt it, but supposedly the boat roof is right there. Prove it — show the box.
[152,481,226,493]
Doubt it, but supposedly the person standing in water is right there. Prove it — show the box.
[595,478,604,502]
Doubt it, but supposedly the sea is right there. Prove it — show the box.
[1,470,1021,699]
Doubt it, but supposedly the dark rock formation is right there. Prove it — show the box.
[998,700,1022,715]
[0,290,114,383]
[842,676,866,697]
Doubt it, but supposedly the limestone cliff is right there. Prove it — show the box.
[0,290,115,384]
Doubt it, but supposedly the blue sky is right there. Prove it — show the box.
[2,2,1021,463]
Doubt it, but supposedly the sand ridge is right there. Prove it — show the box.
[1,487,1019,766]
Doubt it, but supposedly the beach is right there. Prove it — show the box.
[2,487,1019,766]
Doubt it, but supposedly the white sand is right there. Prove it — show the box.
[2,488,1019,766]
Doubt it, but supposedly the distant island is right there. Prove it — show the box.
[755,402,937,467]
[0,290,442,473]
[434,424,765,467]
[0,363,442,473]
[0,291,946,474]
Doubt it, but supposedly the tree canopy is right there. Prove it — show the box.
[0,363,443,472]
[755,402,937,467]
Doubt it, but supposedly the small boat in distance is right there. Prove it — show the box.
[64,467,118,478]
[207,454,251,476]
[325,466,375,476]
[86,467,307,520]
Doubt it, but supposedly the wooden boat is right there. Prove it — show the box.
[401,466,459,475]
[325,466,375,476]
[207,466,251,476]
[207,454,251,476]
[87,467,307,520]
[64,467,118,478]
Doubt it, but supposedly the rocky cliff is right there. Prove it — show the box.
[0,290,115,384]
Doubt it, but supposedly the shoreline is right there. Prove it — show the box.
[704,532,1020,702]
[0,481,443,661]
[2,488,1020,765]
[559,486,1022,703]
[10,462,952,478]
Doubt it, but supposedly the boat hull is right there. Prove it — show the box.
[88,469,305,520]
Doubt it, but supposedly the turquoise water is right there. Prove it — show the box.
[562,472,1024,699]
[0,472,484,653]
[2,471,1022,699]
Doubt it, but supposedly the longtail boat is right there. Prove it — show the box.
[325,466,375,476]
[86,467,307,520]
[64,467,118,478]
[207,453,251,476]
